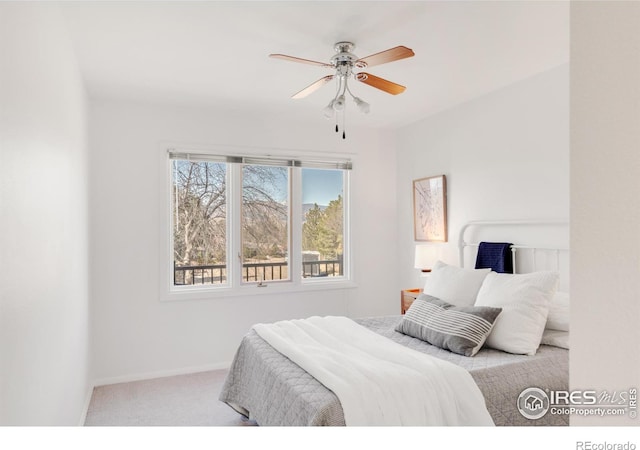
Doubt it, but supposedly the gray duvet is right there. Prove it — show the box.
[219,315,569,426]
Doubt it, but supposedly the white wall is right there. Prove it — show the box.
[395,65,569,289]
[88,99,398,383]
[570,1,640,426]
[0,4,91,425]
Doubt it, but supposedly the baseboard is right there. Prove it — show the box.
[92,361,231,387]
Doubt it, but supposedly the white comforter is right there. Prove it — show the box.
[253,316,495,426]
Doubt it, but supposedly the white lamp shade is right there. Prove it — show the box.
[353,97,370,114]
[323,100,335,118]
[414,245,438,270]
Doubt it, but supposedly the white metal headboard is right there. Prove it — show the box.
[458,220,569,276]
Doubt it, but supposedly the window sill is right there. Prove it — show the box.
[161,279,358,303]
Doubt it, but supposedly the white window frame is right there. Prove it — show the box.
[160,146,355,302]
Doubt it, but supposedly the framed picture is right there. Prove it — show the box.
[413,175,447,242]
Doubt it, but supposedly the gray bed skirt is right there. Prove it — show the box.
[220,315,569,426]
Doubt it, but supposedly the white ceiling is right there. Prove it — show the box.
[60,1,569,130]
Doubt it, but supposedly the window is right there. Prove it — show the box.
[301,168,344,279]
[168,151,351,293]
[241,164,289,283]
[172,160,228,286]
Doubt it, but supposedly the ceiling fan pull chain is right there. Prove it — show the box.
[342,104,346,139]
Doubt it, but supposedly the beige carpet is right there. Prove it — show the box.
[84,369,257,426]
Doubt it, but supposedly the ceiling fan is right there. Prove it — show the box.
[270,42,415,138]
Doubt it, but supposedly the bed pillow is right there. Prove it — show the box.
[395,294,502,357]
[540,329,570,349]
[546,291,570,331]
[423,261,491,307]
[474,271,559,355]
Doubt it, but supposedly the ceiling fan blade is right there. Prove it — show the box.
[355,46,415,68]
[269,54,334,68]
[356,73,406,95]
[292,75,335,99]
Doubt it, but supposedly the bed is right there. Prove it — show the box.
[220,220,570,426]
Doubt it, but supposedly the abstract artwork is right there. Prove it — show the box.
[413,175,447,242]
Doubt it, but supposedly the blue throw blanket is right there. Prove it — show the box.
[475,242,513,273]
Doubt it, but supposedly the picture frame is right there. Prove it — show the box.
[413,175,447,242]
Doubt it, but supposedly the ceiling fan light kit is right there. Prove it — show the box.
[270,41,414,139]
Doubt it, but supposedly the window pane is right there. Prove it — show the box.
[242,165,289,282]
[301,168,344,279]
[172,160,227,286]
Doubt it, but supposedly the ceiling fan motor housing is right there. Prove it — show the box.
[330,41,363,75]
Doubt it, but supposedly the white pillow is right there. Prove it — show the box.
[423,261,491,307]
[474,271,559,355]
[546,291,570,331]
[540,329,570,349]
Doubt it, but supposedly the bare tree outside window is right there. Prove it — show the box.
[242,165,289,282]
[172,161,227,284]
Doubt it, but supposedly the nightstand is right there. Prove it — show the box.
[400,288,422,314]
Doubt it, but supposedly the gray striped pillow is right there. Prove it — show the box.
[395,294,502,357]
